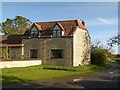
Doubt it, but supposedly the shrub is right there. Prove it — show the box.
[91,41,112,65]
[91,50,106,65]
[42,65,105,72]
[43,66,76,71]
[16,55,29,59]
[0,47,9,59]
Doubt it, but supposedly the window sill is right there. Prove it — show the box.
[50,58,63,59]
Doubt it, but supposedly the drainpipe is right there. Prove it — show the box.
[44,39,46,61]
[22,44,24,59]
[6,46,9,59]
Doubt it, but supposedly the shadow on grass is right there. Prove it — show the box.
[2,75,25,86]
[2,75,62,90]
[67,79,120,89]
[2,83,51,90]
[2,81,61,90]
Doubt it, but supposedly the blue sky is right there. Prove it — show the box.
[1,2,118,54]
[1,0,119,2]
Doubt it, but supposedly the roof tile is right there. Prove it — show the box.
[0,19,88,47]
[30,19,87,36]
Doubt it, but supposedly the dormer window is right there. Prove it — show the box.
[38,31,42,36]
[31,30,38,37]
[53,29,61,37]
[31,30,38,35]
[30,26,38,37]
[52,24,62,37]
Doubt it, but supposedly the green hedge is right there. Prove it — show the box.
[91,50,107,65]
[43,65,106,72]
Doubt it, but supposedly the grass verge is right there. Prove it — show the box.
[2,64,110,86]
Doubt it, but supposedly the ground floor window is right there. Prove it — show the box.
[51,49,63,58]
[30,49,38,58]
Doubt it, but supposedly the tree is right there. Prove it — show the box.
[108,34,120,49]
[1,16,32,35]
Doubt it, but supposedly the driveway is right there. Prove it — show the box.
[2,62,120,89]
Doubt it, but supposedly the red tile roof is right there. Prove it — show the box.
[0,35,8,44]
[24,19,87,36]
[0,35,23,47]
[7,35,22,44]
[0,19,88,47]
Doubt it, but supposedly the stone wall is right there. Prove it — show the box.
[9,46,22,59]
[73,26,91,66]
[23,37,73,66]
[0,60,42,68]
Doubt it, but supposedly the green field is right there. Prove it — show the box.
[2,65,109,86]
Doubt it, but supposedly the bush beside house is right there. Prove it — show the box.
[91,41,113,65]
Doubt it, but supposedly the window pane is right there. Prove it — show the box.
[30,49,38,58]
[57,30,61,36]
[51,49,63,58]
[39,31,41,36]
[53,31,57,36]
[31,30,38,37]
[52,29,62,37]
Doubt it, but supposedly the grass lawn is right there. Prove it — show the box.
[2,64,110,86]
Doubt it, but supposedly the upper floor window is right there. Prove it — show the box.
[52,24,64,37]
[30,27,38,37]
[31,30,38,35]
[53,29,61,37]
[31,31,38,37]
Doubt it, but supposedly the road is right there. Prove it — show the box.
[2,62,120,89]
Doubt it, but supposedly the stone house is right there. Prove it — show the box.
[0,19,91,66]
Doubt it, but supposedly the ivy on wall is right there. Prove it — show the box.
[81,32,90,65]
[0,47,8,59]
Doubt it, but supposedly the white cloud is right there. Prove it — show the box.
[86,17,117,26]
[97,17,112,24]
